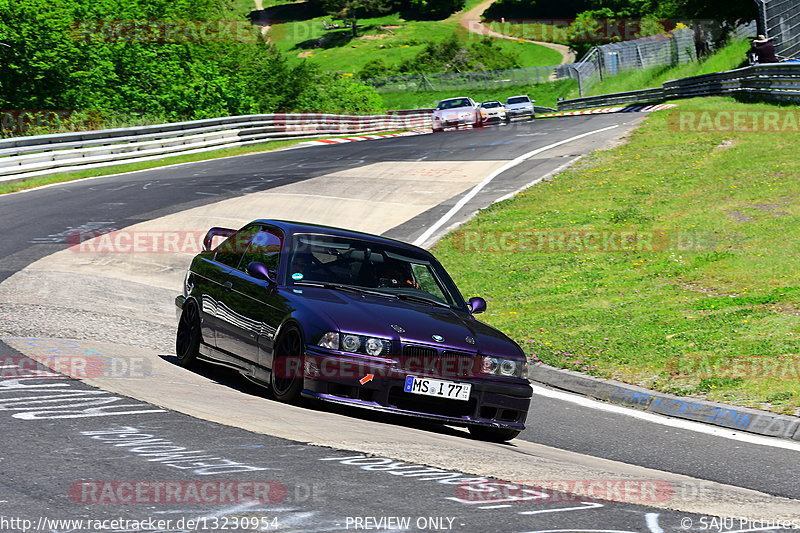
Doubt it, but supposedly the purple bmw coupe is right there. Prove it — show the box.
[176,220,532,441]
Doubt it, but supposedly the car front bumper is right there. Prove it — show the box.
[435,116,477,127]
[507,108,534,117]
[300,346,532,430]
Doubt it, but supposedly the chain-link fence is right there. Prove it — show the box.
[362,65,560,94]
[563,28,696,95]
[363,28,697,96]
[756,0,800,59]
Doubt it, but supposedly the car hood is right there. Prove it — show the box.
[290,286,523,358]
[435,108,474,117]
[507,102,532,109]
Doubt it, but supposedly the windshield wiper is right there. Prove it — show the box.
[395,293,451,308]
[295,281,397,299]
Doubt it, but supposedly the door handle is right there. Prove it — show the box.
[223,281,233,290]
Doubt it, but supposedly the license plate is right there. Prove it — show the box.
[404,376,471,401]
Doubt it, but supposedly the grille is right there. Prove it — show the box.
[400,345,478,377]
[403,345,437,358]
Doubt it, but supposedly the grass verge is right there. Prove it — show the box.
[433,97,800,415]
[268,13,561,73]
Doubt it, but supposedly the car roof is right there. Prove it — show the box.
[251,219,429,254]
[440,97,472,101]
[481,101,501,105]
[507,95,530,99]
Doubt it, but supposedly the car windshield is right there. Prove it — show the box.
[437,99,471,110]
[288,233,463,309]
[482,102,501,108]
[507,96,530,104]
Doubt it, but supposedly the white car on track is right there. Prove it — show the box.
[505,95,535,120]
[431,97,480,132]
[478,101,509,124]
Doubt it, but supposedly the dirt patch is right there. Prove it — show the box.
[749,203,782,211]
[724,210,754,222]
[360,33,389,41]
[297,50,314,57]
[711,139,736,154]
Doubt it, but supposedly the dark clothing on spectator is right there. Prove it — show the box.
[752,40,779,63]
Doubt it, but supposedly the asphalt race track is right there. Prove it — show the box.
[1,115,799,533]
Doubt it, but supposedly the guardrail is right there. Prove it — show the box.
[557,88,667,111]
[0,111,432,184]
[557,63,800,111]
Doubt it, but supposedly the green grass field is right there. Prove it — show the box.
[432,97,800,415]
[262,10,561,73]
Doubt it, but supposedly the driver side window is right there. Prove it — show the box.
[240,229,283,274]
[214,226,260,269]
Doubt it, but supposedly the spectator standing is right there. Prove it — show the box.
[751,35,779,64]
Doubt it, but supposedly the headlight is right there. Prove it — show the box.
[317,331,391,356]
[365,338,384,356]
[481,356,526,378]
[342,334,360,352]
[318,331,339,350]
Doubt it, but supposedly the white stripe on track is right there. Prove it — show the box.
[530,384,800,452]
[411,124,620,246]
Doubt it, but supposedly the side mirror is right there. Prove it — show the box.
[468,297,486,314]
[247,262,276,285]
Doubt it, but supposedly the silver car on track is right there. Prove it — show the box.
[505,95,535,120]
[431,97,480,132]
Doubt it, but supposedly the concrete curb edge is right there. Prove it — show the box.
[528,363,800,441]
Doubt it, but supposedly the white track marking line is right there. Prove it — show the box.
[645,513,664,533]
[412,125,619,246]
[531,384,800,452]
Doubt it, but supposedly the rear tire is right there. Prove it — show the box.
[271,328,305,403]
[176,302,201,368]
[468,426,521,442]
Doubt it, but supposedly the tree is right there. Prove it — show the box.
[321,0,391,37]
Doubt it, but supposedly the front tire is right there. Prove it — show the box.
[468,425,521,442]
[271,328,305,403]
[176,302,201,367]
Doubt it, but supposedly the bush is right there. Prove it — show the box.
[397,34,520,74]
[292,71,384,112]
